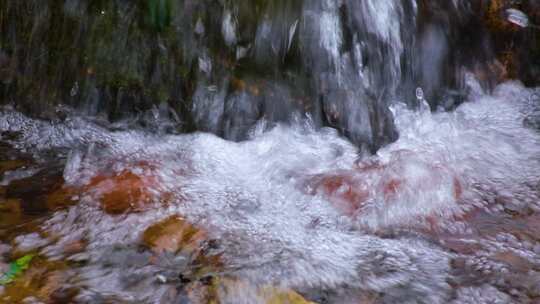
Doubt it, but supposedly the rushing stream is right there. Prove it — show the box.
[0,80,539,303]
[1,0,540,303]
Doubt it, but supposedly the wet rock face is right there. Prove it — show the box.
[0,0,533,152]
[482,0,540,87]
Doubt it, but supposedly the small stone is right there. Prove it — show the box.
[49,287,79,303]
[156,274,168,284]
[22,296,41,304]
[63,239,87,255]
[66,252,90,263]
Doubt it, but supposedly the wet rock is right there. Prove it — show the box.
[1,0,537,153]
[141,216,224,290]
[0,198,28,237]
[87,169,159,215]
[179,280,217,304]
[62,239,87,255]
[0,159,31,176]
[307,152,463,231]
[189,278,314,304]
[5,164,66,215]
[2,256,70,303]
[45,184,78,211]
[49,287,80,303]
[309,173,369,216]
[21,296,42,304]
[0,142,33,177]
[0,49,15,85]
[483,0,540,86]
[441,238,483,255]
[491,251,533,273]
[142,216,207,254]
[262,288,314,304]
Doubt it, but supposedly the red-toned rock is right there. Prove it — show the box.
[312,173,369,216]
[87,169,159,215]
[381,178,402,200]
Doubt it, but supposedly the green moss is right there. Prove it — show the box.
[143,0,174,32]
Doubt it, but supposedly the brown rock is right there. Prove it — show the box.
[183,280,218,304]
[262,288,314,304]
[0,198,23,228]
[62,239,87,255]
[0,159,30,175]
[142,216,207,254]
[88,169,158,215]
[45,185,77,211]
[492,251,533,273]
[5,164,65,215]
[2,257,70,303]
[441,238,483,255]
[211,278,314,304]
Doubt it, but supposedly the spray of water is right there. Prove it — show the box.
[1,81,539,303]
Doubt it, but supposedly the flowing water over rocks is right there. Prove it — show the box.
[1,0,540,303]
[3,0,538,152]
[0,81,539,303]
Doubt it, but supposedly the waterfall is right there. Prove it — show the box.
[0,0,526,153]
[1,1,540,303]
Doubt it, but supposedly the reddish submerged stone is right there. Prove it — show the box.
[87,170,158,214]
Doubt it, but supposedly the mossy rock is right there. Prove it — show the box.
[1,255,73,303]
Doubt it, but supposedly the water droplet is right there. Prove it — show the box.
[416,87,424,100]
[70,82,79,97]
[506,9,529,28]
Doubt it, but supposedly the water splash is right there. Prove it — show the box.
[1,81,540,303]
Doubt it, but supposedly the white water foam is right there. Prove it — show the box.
[2,81,540,303]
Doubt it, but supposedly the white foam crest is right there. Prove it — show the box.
[0,108,117,150]
[36,118,453,302]
[351,82,540,230]
[389,81,540,192]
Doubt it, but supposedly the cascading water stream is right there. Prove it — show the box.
[0,1,540,303]
[0,80,539,303]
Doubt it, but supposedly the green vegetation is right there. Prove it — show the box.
[0,254,34,285]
